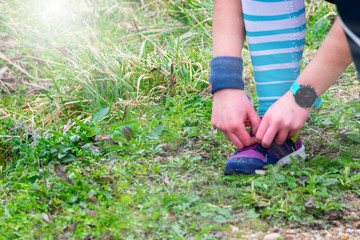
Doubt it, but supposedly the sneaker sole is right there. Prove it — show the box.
[254,145,307,175]
[276,145,307,167]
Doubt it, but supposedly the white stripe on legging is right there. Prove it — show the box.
[255,80,295,85]
[242,1,304,16]
[247,30,306,44]
[249,46,304,56]
[257,96,281,100]
[244,13,306,32]
[253,60,302,71]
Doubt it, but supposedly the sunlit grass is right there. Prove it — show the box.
[1,0,210,124]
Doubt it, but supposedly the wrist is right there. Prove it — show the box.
[209,56,244,94]
[284,91,313,111]
[213,88,244,98]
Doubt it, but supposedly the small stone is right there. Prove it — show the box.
[273,227,280,233]
[302,232,312,239]
[313,233,323,240]
[263,233,282,240]
[286,229,296,235]
[324,233,332,240]
[321,231,332,240]
[231,226,239,232]
[341,233,350,240]
[250,234,257,240]
[255,170,266,175]
[346,228,354,234]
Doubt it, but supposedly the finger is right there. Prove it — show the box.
[255,116,269,142]
[233,124,255,147]
[227,132,245,150]
[248,108,261,135]
[240,133,258,146]
[288,130,298,139]
[261,125,279,148]
[275,129,289,145]
[248,136,259,146]
[222,130,245,150]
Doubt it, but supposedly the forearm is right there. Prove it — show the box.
[297,18,353,96]
[212,0,245,57]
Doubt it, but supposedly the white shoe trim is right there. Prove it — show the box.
[276,145,306,167]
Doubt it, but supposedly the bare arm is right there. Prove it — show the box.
[296,18,352,94]
[212,0,245,57]
[211,0,261,149]
[256,18,353,147]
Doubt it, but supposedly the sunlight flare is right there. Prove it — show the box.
[33,0,76,27]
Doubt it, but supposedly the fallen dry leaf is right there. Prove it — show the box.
[41,212,51,223]
[88,196,100,205]
[168,208,176,218]
[94,134,113,143]
[86,210,98,217]
[89,144,102,152]
[54,164,74,186]
[163,174,170,185]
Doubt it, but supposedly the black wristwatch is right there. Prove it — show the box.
[290,81,322,108]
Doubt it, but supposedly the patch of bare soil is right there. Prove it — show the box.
[236,193,360,240]
[213,193,360,240]
[331,76,360,103]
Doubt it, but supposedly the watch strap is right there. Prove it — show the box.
[290,81,322,108]
[312,96,322,107]
[290,80,300,95]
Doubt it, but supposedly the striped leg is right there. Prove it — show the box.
[242,0,306,115]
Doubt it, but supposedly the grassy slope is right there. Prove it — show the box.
[0,0,359,239]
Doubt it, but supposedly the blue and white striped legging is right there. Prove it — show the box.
[242,0,306,115]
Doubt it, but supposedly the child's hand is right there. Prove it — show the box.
[255,91,311,148]
[211,89,261,149]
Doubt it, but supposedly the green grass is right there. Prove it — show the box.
[1,0,360,239]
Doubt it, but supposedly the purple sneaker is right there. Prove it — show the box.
[225,137,307,175]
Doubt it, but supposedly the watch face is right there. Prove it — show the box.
[294,85,317,108]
